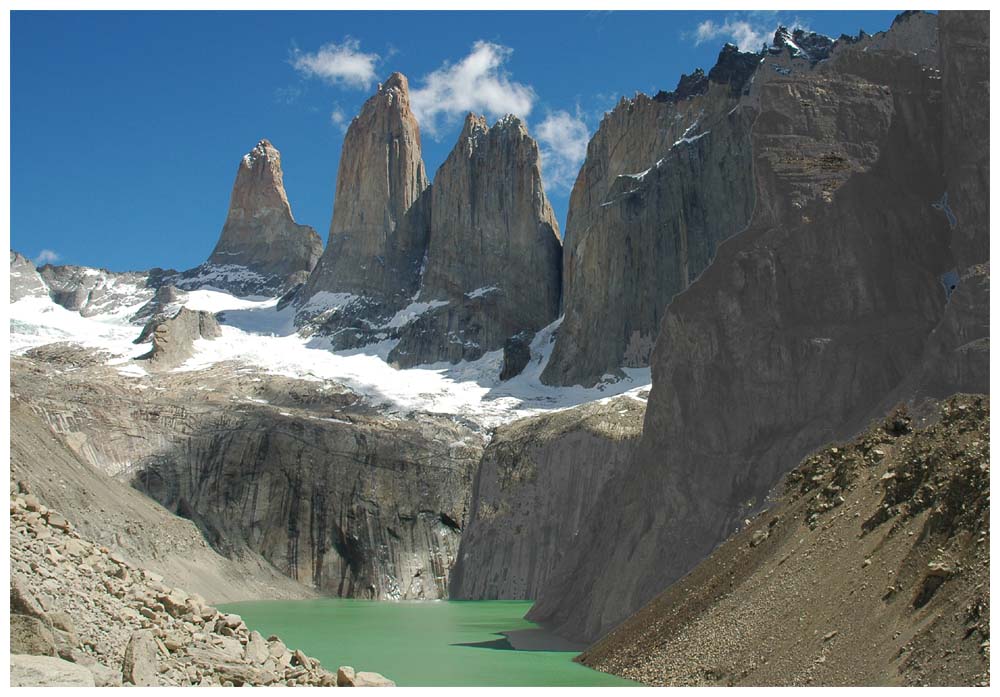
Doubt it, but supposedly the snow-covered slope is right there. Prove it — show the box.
[9,265,650,428]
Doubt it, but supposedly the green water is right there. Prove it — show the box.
[218,599,636,687]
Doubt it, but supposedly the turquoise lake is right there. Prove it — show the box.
[218,598,637,687]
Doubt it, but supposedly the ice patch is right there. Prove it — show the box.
[384,299,449,329]
[465,286,499,300]
[11,283,653,429]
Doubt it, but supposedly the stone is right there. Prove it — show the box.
[122,629,159,686]
[11,575,46,617]
[244,631,269,664]
[499,331,533,381]
[452,396,645,601]
[354,671,396,687]
[45,512,71,531]
[135,307,221,369]
[23,493,41,511]
[543,43,757,387]
[10,654,96,687]
[337,666,357,687]
[10,614,57,656]
[527,11,979,644]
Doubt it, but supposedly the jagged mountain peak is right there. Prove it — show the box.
[380,71,409,93]
[769,25,836,63]
[241,138,279,169]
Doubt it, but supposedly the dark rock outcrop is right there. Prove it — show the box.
[450,395,645,600]
[179,139,322,296]
[528,11,988,643]
[35,263,169,317]
[388,113,562,367]
[543,44,759,387]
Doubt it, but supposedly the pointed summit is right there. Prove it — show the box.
[388,115,562,368]
[299,71,430,310]
[203,139,322,291]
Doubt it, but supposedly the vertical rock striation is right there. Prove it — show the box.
[388,114,562,368]
[450,395,645,600]
[542,45,759,387]
[182,139,322,295]
[296,73,430,333]
[528,11,987,643]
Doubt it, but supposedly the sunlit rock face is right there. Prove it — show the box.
[388,113,562,368]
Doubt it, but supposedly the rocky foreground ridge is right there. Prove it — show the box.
[580,395,989,687]
[10,481,394,687]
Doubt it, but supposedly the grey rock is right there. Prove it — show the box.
[10,614,57,656]
[543,46,758,387]
[299,72,429,322]
[354,671,396,687]
[9,251,49,302]
[11,576,46,618]
[244,630,270,664]
[528,12,985,643]
[10,654,96,687]
[135,307,221,369]
[390,113,561,367]
[451,396,645,600]
[499,331,533,381]
[337,666,357,686]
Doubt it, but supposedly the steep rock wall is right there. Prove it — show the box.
[528,12,982,643]
[450,395,645,600]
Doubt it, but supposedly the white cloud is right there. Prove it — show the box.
[292,37,379,89]
[330,105,348,132]
[410,41,536,137]
[694,19,772,53]
[34,249,60,265]
[535,110,590,193]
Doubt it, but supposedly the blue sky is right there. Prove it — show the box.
[12,10,903,272]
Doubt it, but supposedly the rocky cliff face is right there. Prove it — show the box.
[543,45,758,386]
[135,307,222,369]
[450,394,645,600]
[10,251,49,301]
[12,348,483,601]
[180,139,322,296]
[297,73,430,332]
[528,11,989,643]
[9,392,311,605]
[388,114,562,368]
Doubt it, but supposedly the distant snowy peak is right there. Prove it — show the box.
[769,26,836,64]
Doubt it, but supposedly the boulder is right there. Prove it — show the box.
[337,666,357,686]
[122,629,159,686]
[355,671,396,687]
[10,614,57,656]
[244,630,270,664]
[10,654,96,687]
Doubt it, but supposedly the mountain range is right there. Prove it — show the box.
[9,9,989,687]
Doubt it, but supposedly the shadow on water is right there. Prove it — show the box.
[452,635,517,651]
